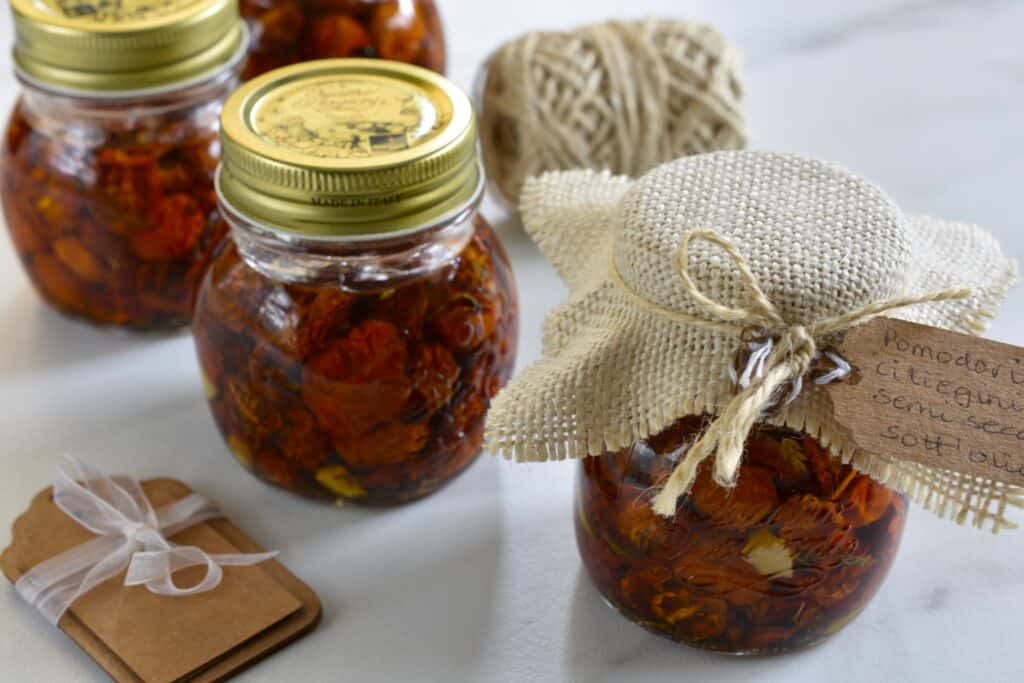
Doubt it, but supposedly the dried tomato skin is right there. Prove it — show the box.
[1,86,231,331]
[575,416,907,653]
[240,0,446,80]
[193,216,517,505]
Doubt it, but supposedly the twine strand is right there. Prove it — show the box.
[609,229,972,517]
[675,229,786,327]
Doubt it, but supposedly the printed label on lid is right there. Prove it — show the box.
[32,0,205,24]
[249,75,454,161]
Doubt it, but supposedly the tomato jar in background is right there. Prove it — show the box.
[576,416,907,653]
[1,0,247,330]
[240,0,446,80]
[194,60,518,505]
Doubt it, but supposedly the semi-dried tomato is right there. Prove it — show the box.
[1,91,230,330]
[193,217,517,504]
[239,0,446,80]
[576,416,907,653]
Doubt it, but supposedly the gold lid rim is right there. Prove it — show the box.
[217,59,483,238]
[216,163,486,242]
[219,123,478,198]
[10,0,243,93]
[14,22,248,97]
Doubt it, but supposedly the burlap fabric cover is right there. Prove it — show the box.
[485,151,1020,531]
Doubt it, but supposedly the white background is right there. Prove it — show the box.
[1,1,1022,682]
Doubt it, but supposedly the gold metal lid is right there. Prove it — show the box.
[217,59,481,238]
[10,0,245,94]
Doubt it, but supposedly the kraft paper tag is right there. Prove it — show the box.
[2,479,321,683]
[826,317,1024,486]
[76,522,300,683]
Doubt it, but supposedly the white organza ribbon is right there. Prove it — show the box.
[14,457,277,625]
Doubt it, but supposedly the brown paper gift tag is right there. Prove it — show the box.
[1,478,321,683]
[827,317,1024,485]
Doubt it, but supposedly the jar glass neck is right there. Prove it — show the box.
[224,197,479,292]
[17,67,240,120]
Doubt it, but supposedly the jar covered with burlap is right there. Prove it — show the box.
[485,151,1017,653]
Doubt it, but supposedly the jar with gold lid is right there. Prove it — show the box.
[240,0,446,80]
[194,59,518,504]
[1,0,247,330]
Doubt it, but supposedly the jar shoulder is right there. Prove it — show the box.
[583,418,903,507]
[199,216,519,344]
[2,96,222,187]
[4,94,220,153]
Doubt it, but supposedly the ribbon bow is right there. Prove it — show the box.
[15,457,277,625]
[610,228,972,517]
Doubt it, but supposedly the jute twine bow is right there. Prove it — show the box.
[610,229,973,517]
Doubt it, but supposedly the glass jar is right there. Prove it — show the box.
[1,0,247,330]
[193,60,518,504]
[240,0,446,80]
[576,416,907,654]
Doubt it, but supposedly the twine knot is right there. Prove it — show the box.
[609,228,973,518]
[765,324,817,376]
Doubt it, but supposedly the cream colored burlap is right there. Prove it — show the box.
[477,18,746,205]
[485,151,1021,532]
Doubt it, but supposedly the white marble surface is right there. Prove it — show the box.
[0,1,1022,681]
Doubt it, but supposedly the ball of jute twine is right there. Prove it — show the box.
[477,17,748,205]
